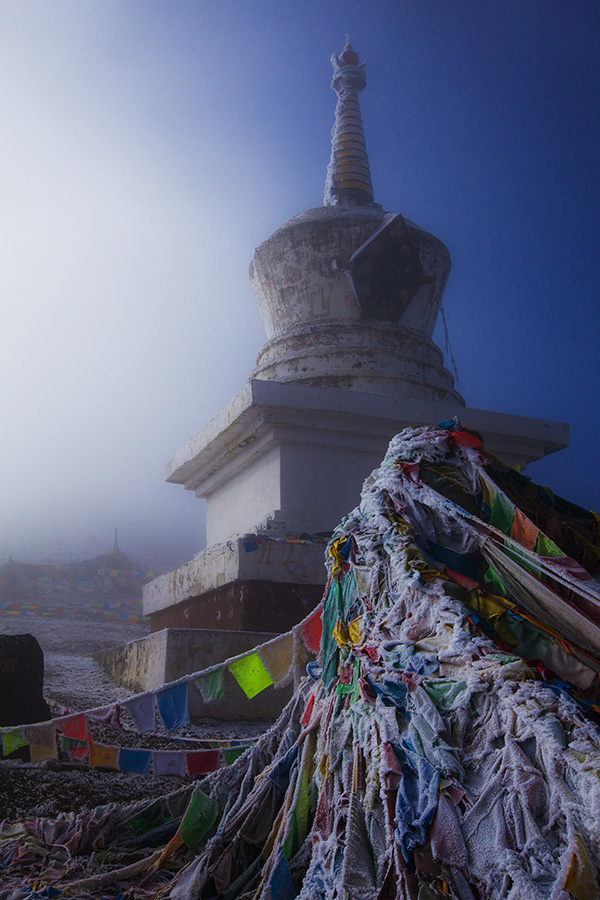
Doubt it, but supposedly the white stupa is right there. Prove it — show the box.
[143,38,568,643]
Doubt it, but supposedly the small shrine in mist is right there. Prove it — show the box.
[143,38,568,639]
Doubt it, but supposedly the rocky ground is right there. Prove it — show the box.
[0,605,272,820]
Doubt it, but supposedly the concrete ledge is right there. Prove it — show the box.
[143,537,327,617]
[167,380,570,490]
[96,628,293,720]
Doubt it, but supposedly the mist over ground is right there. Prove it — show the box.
[2,1,598,569]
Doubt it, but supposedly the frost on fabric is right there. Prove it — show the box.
[2,425,600,899]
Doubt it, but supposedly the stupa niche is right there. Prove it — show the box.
[141,41,568,681]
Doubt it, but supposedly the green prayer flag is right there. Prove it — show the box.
[61,736,88,750]
[322,580,343,686]
[194,668,225,703]
[536,532,564,558]
[1,728,28,756]
[228,653,274,699]
[424,679,469,711]
[180,787,219,847]
[484,566,507,597]
[222,747,246,765]
[490,491,515,536]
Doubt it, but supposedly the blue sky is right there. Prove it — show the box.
[1,0,598,563]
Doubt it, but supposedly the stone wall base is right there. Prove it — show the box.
[148,579,324,634]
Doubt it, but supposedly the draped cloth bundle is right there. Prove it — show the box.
[3,424,600,899]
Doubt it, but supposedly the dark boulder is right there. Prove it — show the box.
[0,634,51,736]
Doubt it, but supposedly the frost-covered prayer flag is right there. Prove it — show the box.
[153,750,186,776]
[300,605,323,654]
[186,750,220,775]
[90,743,120,769]
[59,713,91,742]
[228,652,274,698]
[118,747,152,774]
[24,723,57,762]
[122,693,156,733]
[259,633,294,686]
[0,727,27,756]
[156,682,190,731]
[194,668,225,703]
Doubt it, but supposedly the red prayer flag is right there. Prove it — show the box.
[301,608,323,654]
[186,750,220,775]
[59,714,91,742]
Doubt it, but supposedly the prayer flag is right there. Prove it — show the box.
[301,606,323,654]
[267,848,296,900]
[156,682,190,731]
[88,704,121,726]
[194,668,225,703]
[536,532,565,558]
[222,747,247,765]
[1,727,28,757]
[60,735,90,762]
[59,713,90,742]
[122,693,156,733]
[259,633,294,685]
[179,788,219,847]
[490,491,515,536]
[510,507,539,551]
[479,472,496,512]
[24,724,57,762]
[300,693,315,727]
[153,750,186,776]
[90,743,120,770]
[186,750,220,775]
[228,652,274,699]
[119,747,152,774]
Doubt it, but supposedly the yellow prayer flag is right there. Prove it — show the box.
[24,724,57,762]
[90,743,120,769]
[259,634,294,685]
[30,742,57,762]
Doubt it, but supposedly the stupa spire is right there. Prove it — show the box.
[324,35,374,207]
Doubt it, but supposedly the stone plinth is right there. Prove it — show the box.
[143,537,326,632]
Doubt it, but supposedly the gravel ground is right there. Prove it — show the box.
[0,604,272,820]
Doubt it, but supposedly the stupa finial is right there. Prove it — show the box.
[324,37,374,207]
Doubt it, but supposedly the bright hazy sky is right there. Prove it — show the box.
[1,1,598,565]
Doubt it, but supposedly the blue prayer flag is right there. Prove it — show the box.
[156,682,190,731]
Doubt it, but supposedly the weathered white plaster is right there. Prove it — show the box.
[249,207,460,402]
[206,444,281,546]
[249,207,451,340]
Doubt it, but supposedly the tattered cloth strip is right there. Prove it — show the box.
[5,426,600,899]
